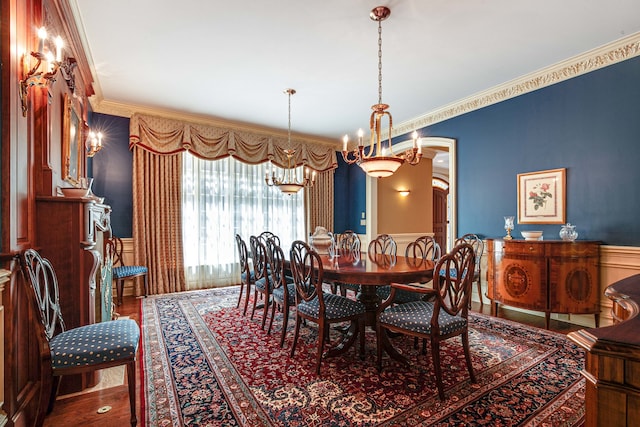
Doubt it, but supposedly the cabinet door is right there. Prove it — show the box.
[495,255,547,311]
[549,257,599,314]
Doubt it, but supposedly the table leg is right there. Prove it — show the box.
[379,329,410,366]
[358,285,381,327]
[324,321,359,358]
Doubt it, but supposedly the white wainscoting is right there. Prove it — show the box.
[121,235,640,328]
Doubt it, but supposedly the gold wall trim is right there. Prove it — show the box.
[393,32,640,137]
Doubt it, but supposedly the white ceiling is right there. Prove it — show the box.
[71,0,640,145]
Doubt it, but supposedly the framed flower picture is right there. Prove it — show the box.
[517,168,566,224]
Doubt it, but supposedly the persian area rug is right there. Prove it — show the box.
[141,287,585,426]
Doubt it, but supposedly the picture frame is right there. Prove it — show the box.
[61,93,84,186]
[517,168,566,224]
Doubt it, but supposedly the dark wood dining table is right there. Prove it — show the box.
[317,251,435,363]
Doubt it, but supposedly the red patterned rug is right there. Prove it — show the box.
[141,286,585,426]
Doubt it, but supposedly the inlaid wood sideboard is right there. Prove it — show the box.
[568,274,640,427]
[486,239,600,329]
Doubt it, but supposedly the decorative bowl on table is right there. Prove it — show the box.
[521,231,543,240]
[60,187,89,198]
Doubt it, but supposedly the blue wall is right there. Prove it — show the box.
[94,56,640,245]
[89,113,133,237]
[334,155,366,234]
[339,56,640,245]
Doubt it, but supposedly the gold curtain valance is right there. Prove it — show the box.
[129,113,337,171]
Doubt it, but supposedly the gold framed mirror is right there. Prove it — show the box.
[62,93,84,186]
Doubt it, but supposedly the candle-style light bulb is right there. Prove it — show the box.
[357,128,364,146]
[412,131,418,148]
[37,27,47,54]
[342,134,348,152]
[55,36,63,62]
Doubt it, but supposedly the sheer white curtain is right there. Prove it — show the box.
[182,153,306,289]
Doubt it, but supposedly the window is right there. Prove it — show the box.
[182,153,305,288]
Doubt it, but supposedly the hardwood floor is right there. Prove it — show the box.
[42,293,583,426]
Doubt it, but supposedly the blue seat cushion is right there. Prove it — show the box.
[112,265,147,279]
[379,301,467,336]
[272,283,296,306]
[298,293,365,320]
[49,319,140,369]
[255,277,273,291]
[241,270,255,283]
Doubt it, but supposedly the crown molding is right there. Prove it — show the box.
[393,31,640,137]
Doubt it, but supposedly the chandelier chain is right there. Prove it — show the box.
[378,19,383,105]
[287,90,292,149]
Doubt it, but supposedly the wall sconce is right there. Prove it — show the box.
[398,190,411,197]
[20,26,76,117]
[86,131,103,157]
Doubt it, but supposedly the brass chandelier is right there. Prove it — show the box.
[265,89,316,195]
[341,6,422,178]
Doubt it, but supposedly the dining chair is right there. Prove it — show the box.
[455,233,484,306]
[330,230,362,296]
[235,234,254,315]
[266,240,296,347]
[250,235,272,329]
[369,234,401,302]
[289,240,366,375]
[376,242,477,400]
[368,233,397,259]
[406,235,441,262]
[387,235,443,305]
[20,249,140,426]
[108,236,148,306]
[259,230,280,248]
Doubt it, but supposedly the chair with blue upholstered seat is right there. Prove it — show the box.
[380,235,442,304]
[108,236,148,306]
[266,239,296,347]
[330,230,361,296]
[250,235,273,329]
[235,234,254,315]
[455,233,484,306]
[376,242,476,400]
[289,240,366,374]
[20,248,140,426]
[368,234,401,302]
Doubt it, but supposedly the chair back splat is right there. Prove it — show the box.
[289,240,366,375]
[376,242,476,400]
[329,230,361,296]
[21,248,140,426]
[235,234,253,315]
[249,235,273,329]
[107,236,148,306]
[266,240,296,347]
[455,233,484,306]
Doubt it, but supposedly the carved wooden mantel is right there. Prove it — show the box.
[35,196,112,393]
[568,274,640,427]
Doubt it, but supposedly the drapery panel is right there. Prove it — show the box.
[132,149,186,296]
[307,169,335,235]
[130,113,338,170]
[130,112,336,293]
